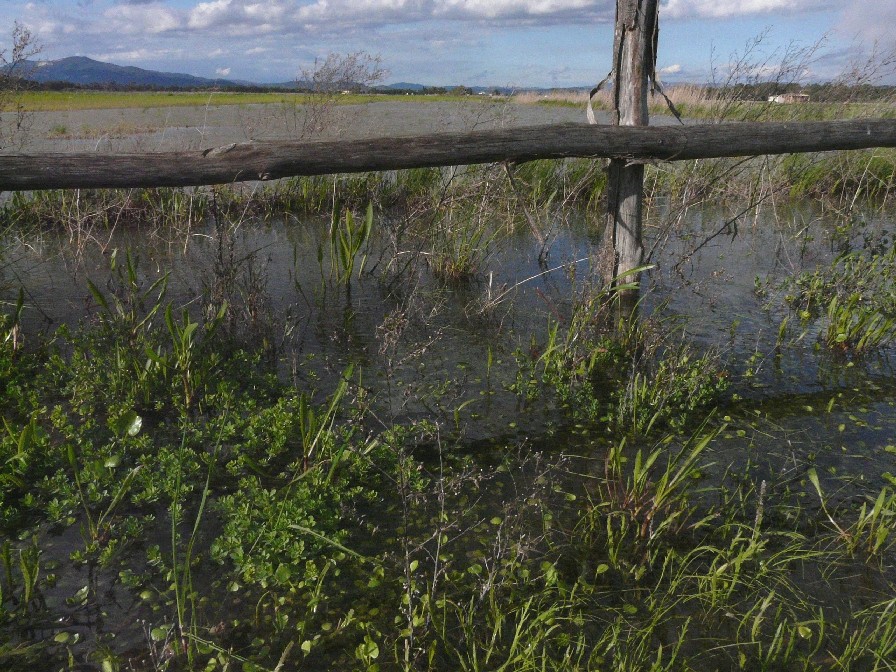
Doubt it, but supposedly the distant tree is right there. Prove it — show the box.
[293,52,387,138]
[0,21,40,150]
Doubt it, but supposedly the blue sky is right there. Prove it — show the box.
[4,1,895,87]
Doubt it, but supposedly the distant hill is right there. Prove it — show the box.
[379,82,426,92]
[13,56,235,88]
[4,55,579,95]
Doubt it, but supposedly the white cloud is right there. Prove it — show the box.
[433,0,598,18]
[187,0,232,29]
[661,0,837,20]
[97,47,182,62]
[291,0,611,28]
[104,3,181,34]
[216,66,231,75]
[659,63,681,75]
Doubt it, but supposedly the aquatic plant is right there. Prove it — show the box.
[330,203,373,287]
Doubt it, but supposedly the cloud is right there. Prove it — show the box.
[104,3,180,34]
[433,0,600,19]
[185,0,613,34]
[661,0,837,20]
[216,66,231,75]
[96,46,182,62]
[659,63,681,75]
[838,0,896,46]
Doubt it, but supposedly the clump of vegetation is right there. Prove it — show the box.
[513,287,730,437]
[772,239,896,356]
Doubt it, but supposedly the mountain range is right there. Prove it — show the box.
[10,56,521,94]
[19,56,239,88]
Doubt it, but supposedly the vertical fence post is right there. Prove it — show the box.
[601,0,658,292]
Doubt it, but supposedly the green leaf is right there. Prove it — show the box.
[150,626,170,642]
[274,563,292,584]
[807,468,823,498]
[112,410,142,438]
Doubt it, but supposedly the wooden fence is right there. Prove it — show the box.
[1,118,895,191]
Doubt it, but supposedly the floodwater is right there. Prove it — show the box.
[6,192,895,460]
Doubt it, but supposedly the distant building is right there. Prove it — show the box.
[768,93,810,104]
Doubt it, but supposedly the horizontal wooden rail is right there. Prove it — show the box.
[1,118,895,191]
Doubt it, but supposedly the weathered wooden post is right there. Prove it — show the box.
[597,0,659,290]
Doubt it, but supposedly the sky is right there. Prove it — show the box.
[2,1,895,88]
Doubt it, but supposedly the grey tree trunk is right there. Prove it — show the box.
[601,0,658,290]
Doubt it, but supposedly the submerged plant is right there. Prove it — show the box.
[823,293,896,355]
[330,203,373,286]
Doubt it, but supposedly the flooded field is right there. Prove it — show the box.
[2,101,896,670]
[2,98,598,154]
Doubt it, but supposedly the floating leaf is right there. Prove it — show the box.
[150,626,170,642]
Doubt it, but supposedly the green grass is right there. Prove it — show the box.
[15,90,481,112]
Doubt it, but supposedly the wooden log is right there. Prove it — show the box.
[0,118,895,191]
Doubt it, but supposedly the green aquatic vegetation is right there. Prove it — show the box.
[823,293,896,355]
[600,427,717,547]
[261,172,394,215]
[775,242,896,356]
[782,245,896,319]
[330,203,373,286]
[612,345,730,435]
[0,539,42,621]
[529,292,729,436]
[838,598,896,671]
[2,187,210,239]
[784,149,896,202]
[509,158,606,210]
[808,468,896,559]
[393,165,446,205]
[427,206,498,284]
